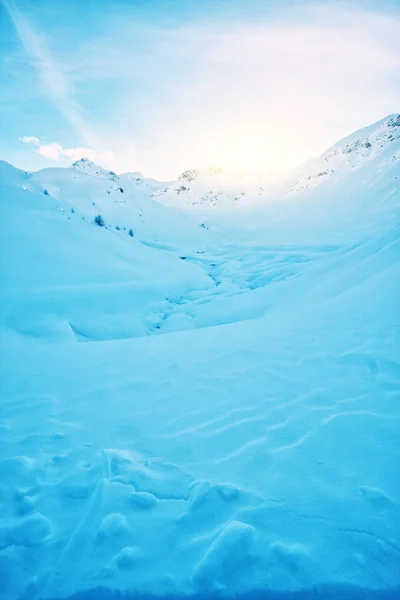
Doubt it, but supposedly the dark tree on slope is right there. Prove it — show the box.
[128,229,134,237]
[94,214,105,227]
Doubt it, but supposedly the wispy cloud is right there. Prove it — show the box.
[19,136,115,167]
[1,0,97,147]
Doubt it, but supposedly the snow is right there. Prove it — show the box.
[154,114,400,209]
[0,115,399,600]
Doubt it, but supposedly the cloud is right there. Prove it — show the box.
[19,136,41,145]
[19,136,115,168]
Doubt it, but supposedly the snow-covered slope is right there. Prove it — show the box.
[281,113,400,195]
[0,161,215,342]
[152,166,271,209]
[120,170,172,194]
[71,158,171,193]
[71,158,119,180]
[0,116,399,600]
[154,114,400,209]
[19,160,216,249]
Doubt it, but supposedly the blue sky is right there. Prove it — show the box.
[1,0,399,179]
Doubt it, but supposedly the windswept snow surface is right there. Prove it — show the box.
[0,115,400,600]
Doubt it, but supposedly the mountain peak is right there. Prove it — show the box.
[71,158,97,169]
[71,158,118,181]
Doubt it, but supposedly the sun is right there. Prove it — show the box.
[202,136,277,177]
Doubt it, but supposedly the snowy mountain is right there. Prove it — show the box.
[154,114,400,208]
[71,158,171,193]
[11,159,214,249]
[120,170,172,194]
[71,157,119,180]
[0,116,399,600]
[281,113,400,195]
[152,166,271,208]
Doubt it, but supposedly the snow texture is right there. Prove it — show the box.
[0,115,399,600]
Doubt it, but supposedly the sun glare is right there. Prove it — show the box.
[217,148,268,176]
[194,135,280,178]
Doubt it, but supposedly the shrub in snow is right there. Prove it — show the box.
[128,229,134,237]
[115,225,120,230]
[71,208,75,214]
[43,189,49,196]
[94,214,105,227]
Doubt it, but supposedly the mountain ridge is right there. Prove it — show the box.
[3,113,398,212]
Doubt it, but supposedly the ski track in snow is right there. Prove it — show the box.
[0,115,400,599]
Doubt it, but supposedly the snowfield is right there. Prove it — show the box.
[0,115,399,600]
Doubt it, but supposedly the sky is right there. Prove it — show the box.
[0,0,399,180]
